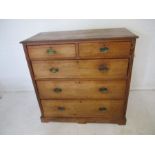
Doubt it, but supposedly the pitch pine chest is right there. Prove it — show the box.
[21,28,138,125]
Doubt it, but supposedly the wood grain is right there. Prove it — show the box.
[79,41,132,58]
[28,44,76,59]
[21,28,138,124]
[37,80,126,99]
[32,59,128,79]
[41,116,126,124]
[41,99,124,118]
[21,28,138,43]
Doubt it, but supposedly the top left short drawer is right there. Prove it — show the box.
[27,44,76,60]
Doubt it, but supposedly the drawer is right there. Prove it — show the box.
[37,80,126,99]
[27,44,76,59]
[79,41,131,58]
[32,59,128,79]
[41,99,124,118]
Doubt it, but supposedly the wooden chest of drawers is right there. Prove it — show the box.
[21,28,138,125]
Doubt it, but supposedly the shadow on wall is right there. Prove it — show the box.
[0,82,5,99]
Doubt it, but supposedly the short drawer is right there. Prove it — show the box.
[41,99,124,118]
[79,41,131,58]
[32,59,128,79]
[37,80,126,99]
[27,44,76,59]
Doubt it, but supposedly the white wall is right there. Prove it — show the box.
[0,19,155,91]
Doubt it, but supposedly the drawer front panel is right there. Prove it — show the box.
[32,59,128,79]
[79,41,131,58]
[27,44,76,59]
[42,99,124,118]
[37,80,126,99]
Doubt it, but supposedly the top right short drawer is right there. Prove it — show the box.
[79,41,132,58]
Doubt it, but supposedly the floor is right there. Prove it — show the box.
[0,90,155,135]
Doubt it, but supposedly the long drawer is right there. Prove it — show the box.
[37,80,126,99]
[41,99,124,118]
[32,59,128,79]
[79,41,132,58]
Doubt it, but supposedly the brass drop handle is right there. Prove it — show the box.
[100,47,109,53]
[47,48,57,55]
[53,88,62,93]
[49,67,59,73]
[98,64,109,72]
[99,87,108,93]
[57,106,65,111]
[99,107,107,111]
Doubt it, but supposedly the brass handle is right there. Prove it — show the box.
[53,88,62,93]
[49,67,59,73]
[47,48,56,55]
[99,107,107,111]
[98,64,109,72]
[99,87,108,93]
[57,106,65,111]
[100,47,109,53]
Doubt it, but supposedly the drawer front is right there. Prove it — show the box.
[42,99,124,118]
[27,44,76,59]
[32,59,128,79]
[79,41,131,58]
[37,80,126,99]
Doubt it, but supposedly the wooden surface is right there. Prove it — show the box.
[41,116,126,124]
[32,59,128,79]
[21,28,138,43]
[21,28,138,125]
[41,99,124,118]
[79,41,132,58]
[37,80,126,99]
[28,44,76,59]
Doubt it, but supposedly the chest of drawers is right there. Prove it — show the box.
[21,28,138,125]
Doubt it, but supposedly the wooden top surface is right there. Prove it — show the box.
[21,28,138,43]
